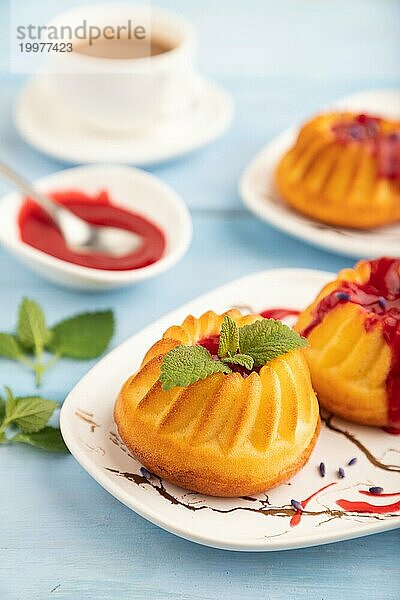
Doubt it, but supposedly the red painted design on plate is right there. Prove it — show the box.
[290,482,337,527]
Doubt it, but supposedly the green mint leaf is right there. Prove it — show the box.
[5,386,16,420]
[0,396,5,424]
[17,298,51,355]
[7,396,57,433]
[222,353,254,370]
[12,427,69,453]
[49,310,114,359]
[218,315,239,357]
[238,319,308,366]
[160,345,231,391]
[0,333,24,360]
[0,395,7,442]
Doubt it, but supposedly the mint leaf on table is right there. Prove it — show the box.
[2,387,57,433]
[160,345,231,391]
[17,298,51,354]
[12,427,68,453]
[8,396,57,433]
[222,353,254,370]
[49,311,114,359]
[0,387,68,453]
[0,297,115,386]
[0,396,5,424]
[218,315,239,357]
[0,333,24,360]
[5,386,17,420]
[239,319,308,366]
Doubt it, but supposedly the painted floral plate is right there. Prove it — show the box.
[60,268,400,551]
[239,89,400,259]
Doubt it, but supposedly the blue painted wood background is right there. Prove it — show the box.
[0,1,399,598]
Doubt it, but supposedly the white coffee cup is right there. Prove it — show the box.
[44,3,197,132]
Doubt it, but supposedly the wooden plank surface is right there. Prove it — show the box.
[0,1,399,598]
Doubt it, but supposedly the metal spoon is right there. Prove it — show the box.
[0,162,142,257]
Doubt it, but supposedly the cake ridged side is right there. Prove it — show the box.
[295,262,390,426]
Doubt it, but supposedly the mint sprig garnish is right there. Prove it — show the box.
[0,387,68,453]
[0,298,114,386]
[221,353,254,370]
[160,345,231,391]
[239,319,308,366]
[218,315,239,356]
[160,315,307,391]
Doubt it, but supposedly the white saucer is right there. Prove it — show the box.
[239,89,400,259]
[14,75,234,166]
[61,268,400,551]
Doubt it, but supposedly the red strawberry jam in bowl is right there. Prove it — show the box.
[19,189,166,272]
[0,165,192,290]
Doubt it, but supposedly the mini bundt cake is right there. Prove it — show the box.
[295,257,400,431]
[275,112,400,229]
[114,309,320,497]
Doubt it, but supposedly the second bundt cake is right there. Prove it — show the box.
[275,112,400,229]
[296,257,400,431]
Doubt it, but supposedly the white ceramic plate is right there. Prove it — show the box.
[14,75,233,166]
[239,89,400,259]
[61,268,400,551]
[0,164,192,290]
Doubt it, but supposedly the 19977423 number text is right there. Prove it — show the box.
[18,42,73,53]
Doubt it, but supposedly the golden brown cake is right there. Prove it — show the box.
[275,112,400,229]
[114,309,320,497]
[295,257,400,431]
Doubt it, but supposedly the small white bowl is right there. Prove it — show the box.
[0,164,192,290]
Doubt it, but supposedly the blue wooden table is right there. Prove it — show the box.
[0,1,399,598]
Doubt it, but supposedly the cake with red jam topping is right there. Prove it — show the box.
[295,257,400,431]
[275,112,400,229]
[114,309,320,497]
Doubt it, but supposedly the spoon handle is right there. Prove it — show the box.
[0,162,96,250]
[0,161,60,222]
